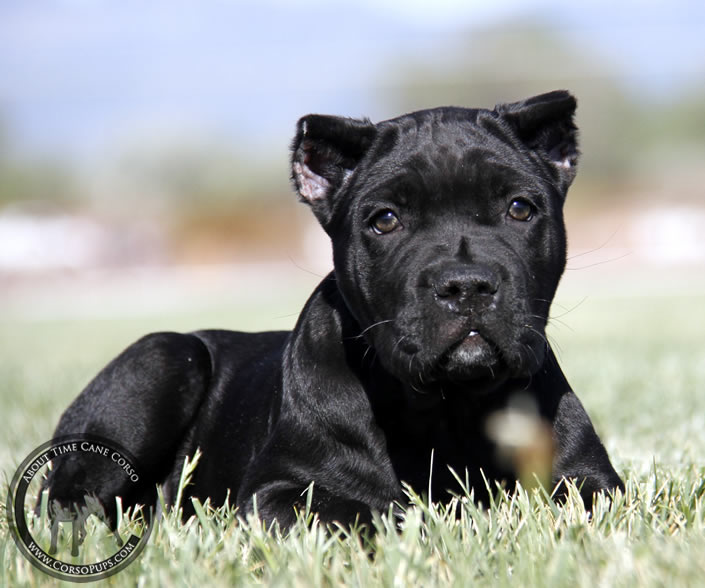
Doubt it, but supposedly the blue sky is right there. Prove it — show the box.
[1,0,703,166]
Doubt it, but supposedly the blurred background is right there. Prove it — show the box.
[1,0,704,320]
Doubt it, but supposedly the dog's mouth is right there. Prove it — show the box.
[435,329,503,381]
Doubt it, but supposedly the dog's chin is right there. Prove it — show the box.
[436,331,505,382]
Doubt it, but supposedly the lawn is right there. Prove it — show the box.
[1,285,704,586]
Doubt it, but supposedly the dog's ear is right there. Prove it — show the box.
[291,114,377,225]
[497,90,579,190]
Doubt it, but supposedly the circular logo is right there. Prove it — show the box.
[7,435,153,582]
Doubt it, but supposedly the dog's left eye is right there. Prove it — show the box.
[370,210,402,234]
[507,198,535,222]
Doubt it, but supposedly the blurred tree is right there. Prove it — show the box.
[380,23,648,183]
[631,87,705,180]
[110,139,290,209]
[0,117,76,207]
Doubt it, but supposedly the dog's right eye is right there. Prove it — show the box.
[507,198,535,222]
[370,210,402,235]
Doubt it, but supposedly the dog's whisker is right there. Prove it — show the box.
[349,319,395,341]
[548,297,588,320]
[566,251,632,271]
[566,226,622,261]
[546,316,574,333]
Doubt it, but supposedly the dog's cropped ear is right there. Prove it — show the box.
[291,115,377,225]
[497,90,579,190]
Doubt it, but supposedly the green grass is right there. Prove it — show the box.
[1,292,704,587]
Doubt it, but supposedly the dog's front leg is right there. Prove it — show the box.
[238,282,403,529]
[537,348,624,505]
[236,415,402,530]
[240,480,377,529]
[550,390,625,504]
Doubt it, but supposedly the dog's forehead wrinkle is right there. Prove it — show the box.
[380,110,493,155]
[367,138,539,205]
[384,105,483,130]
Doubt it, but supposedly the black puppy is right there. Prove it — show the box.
[44,91,623,528]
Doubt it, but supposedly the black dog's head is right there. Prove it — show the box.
[291,91,578,393]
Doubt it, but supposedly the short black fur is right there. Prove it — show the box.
[43,91,623,529]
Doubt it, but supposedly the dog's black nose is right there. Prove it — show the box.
[432,264,499,311]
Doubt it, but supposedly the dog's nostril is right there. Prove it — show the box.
[442,284,461,298]
[475,282,494,296]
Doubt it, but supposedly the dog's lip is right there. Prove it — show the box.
[458,329,494,353]
[402,326,507,392]
[439,328,498,367]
